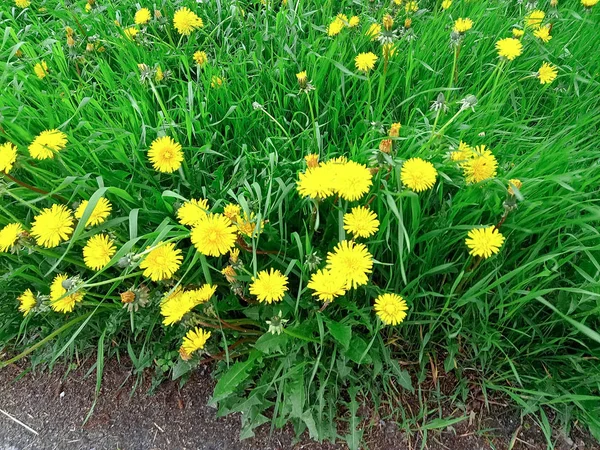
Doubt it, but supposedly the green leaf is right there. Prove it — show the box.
[325,319,352,350]
[254,332,289,354]
[344,336,372,364]
[210,351,261,405]
[389,360,414,392]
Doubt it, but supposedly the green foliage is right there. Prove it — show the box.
[1,0,600,447]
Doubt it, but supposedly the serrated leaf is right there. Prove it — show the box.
[210,351,261,405]
[325,319,352,350]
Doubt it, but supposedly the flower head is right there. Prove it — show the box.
[525,10,545,28]
[453,18,473,33]
[450,141,473,161]
[366,23,381,40]
[508,178,522,196]
[193,50,208,66]
[348,16,360,27]
[326,240,373,289]
[534,24,552,42]
[344,206,379,238]
[465,226,505,258]
[34,61,48,79]
[124,27,139,40]
[0,223,23,252]
[495,38,523,61]
[249,268,288,303]
[389,122,401,138]
[177,198,210,226]
[31,204,74,248]
[83,234,116,270]
[442,0,452,9]
[297,166,335,199]
[135,7,151,25]
[50,274,84,313]
[0,142,18,173]
[307,269,347,302]
[28,129,68,160]
[211,76,224,88]
[139,242,182,281]
[15,0,31,8]
[304,153,319,168]
[223,203,242,221]
[334,160,373,201]
[148,136,183,173]
[401,158,438,192]
[355,52,378,72]
[173,7,203,35]
[74,197,112,227]
[512,28,524,38]
[327,17,345,36]
[461,145,498,183]
[180,327,211,359]
[374,293,408,325]
[538,62,558,84]
[405,1,419,12]
[581,0,599,7]
[191,213,237,256]
[160,288,203,326]
[18,289,37,316]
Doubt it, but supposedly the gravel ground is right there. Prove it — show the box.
[0,359,598,450]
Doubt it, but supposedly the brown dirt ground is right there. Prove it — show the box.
[0,358,598,450]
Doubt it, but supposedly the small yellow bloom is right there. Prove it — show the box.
[134,7,152,25]
[366,23,381,40]
[0,142,18,173]
[173,7,203,35]
[50,274,84,313]
[389,122,401,138]
[15,0,31,8]
[296,70,308,87]
[148,136,183,173]
[533,24,552,43]
[180,327,211,359]
[355,52,378,72]
[249,268,289,303]
[461,145,498,183]
[400,158,437,192]
[581,0,599,7]
[508,179,522,196]
[18,289,37,316]
[34,61,48,79]
[139,242,183,281]
[374,293,408,325]
[191,213,237,257]
[453,18,473,33]
[450,141,474,161]
[304,153,319,169]
[512,28,524,38]
[155,65,164,82]
[525,10,545,28]
[307,269,347,302]
[211,76,224,88]
[537,62,558,84]
[442,0,452,9]
[177,198,210,227]
[326,240,373,289]
[31,204,74,248]
[495,37,523,61]
[343,206,379,238]
[348,16,360,27]
[74,197,112,227]
[28,129,67,160]
[193,50,208,67]
[383,14,394,31]
[124,27,139,40]
[405,1,418,12]
[83,234,116,270]
[327,17,344,36]
[0,223,23,252]
[223,203,242,221]
[465,226,505,259]
[334,160,373,201]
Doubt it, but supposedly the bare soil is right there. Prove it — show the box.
[0,359,597,450]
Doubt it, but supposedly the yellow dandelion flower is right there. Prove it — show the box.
[382,43,397,59]
[355,52,378,73]
[508,178,522,195]
[222,265,237,283]
[304,153,319,168]
[374,293,408,326]
[187,284,217,304]
[161,289,199,326]
[229,248,240,263]
[450,141,473,162]
[389,122,401,137]
[461,145,498,184]
[405,1,418,12]
[180,327,211,358]
[348,16,360,27]
[139,242,182,281]
[148,136,183,173]
[533,24,552,43]
[28,129,68,160]
[18,289,37,316]
[296,70,308,86]
[582,0,599,7]
[15,0,31,8]
[538,62,558,84]
[297,166,336,200]
[223,203,242,221]
[249,268,288,303]
[74,197,112,227]
[177,198,210,226]
[453,18,473,33]
[495,38,523,61]
[0,142,18,173]
[334,160,373,201]
[327,17,344,36]
[34,61,48,79]
[512,28,524,38]
[326,240,373,289]
[525,10,545,28]
[31,204,74,248]
[134,7,151,25]
[343,206,379,238]
[442,0,452,9]
[307,269,347,302]
[211,76,224,88]
[85,2,92,12]
[50,274,84,313]
[173,7,203,35]
[401,158,437,192]
[83,234,116,271]
[193,50,208,66]
[0,223,23,252]
[465,226,505,258]
[155,66,164,82]
[191,213,237,257]
[366,23,381,40]
[383,14,394,31]
[124,27,139,40]
[236,211,263,238]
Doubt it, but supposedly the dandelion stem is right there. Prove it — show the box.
[2,171,66,202]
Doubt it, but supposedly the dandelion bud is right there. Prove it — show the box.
[86,43,94,52]
[379,139,392,154]
[87,0,95,4]
[404,18,412,29]
[67,36,76,47]
[383,14,394,31]
[97,46,105,52]
[296,70,308,88]
[154,9,162,19]
[507,179,522,196]
[15,49,23,58]
[65,26,74,37]
[305,153,319,168]
[512,28,524,38]
[120,290,136,304]
[388,122,401,137]
[550,0,558,6]
[179,348,191,361]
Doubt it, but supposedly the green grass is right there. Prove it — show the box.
[1,0,600,447]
